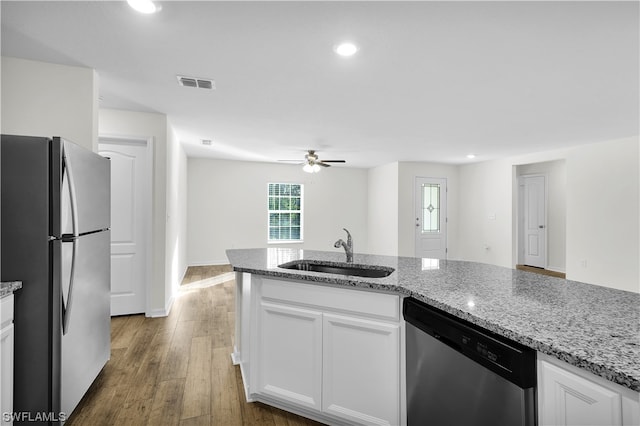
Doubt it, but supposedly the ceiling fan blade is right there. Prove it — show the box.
[278,160,305,164]
[319,160,346,163]
[316,162,331,167]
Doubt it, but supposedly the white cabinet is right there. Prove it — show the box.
[323,313,400,425]
[249,277,403,426]
[538,353,640,426]
[1,295,15,426]
[255,301,322,410]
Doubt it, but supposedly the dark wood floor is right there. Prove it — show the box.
[66,265,323,425]
[516,264,566,279]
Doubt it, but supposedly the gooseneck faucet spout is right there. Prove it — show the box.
[334,228,353,263]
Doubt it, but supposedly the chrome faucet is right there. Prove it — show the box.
[334,228,353,263]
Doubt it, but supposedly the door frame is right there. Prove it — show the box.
[414,176,448,259]
[98,134,154,317]
[517,173,548,268]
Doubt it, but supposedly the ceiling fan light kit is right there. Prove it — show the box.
[303,163,321,173]
[279,150,346,173]
[127,0,161,14]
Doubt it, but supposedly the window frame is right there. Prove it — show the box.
[267,182,304,244]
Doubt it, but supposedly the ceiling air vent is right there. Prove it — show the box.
[177,75,215,90]
[201,139,212,146]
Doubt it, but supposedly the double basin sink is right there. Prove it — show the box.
[279,260,394,278]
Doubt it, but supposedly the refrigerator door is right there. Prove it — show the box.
[61,230,111,417]
[55,138,110,236]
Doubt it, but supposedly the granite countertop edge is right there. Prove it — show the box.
[0,281,22,298]
[227,249,640,393]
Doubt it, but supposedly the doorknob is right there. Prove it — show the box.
[539,225,545,229]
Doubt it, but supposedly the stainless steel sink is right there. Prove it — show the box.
[278,260,394,278]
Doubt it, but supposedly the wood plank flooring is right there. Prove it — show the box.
[67,265,323,426]
[516,264,566,279]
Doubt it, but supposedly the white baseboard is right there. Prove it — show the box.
[146,294,174,318]
[178,264,189,285]
[188,260,231,266]
[546,265,566,273]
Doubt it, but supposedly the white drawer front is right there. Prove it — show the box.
[261,278,399,321]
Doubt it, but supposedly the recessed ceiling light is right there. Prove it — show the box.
[334,42,358,57]
[466,154,476,159]
[127,0,161,14]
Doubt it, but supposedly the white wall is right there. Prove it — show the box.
[397,162,459,258]
[565,138,638,291]
[367,162,399,256]
[188,159,368,265]
[166,122,188,308]
[457,137,639,292]
[517,160,567,272]
[1,56,98,151]
[457,157,515,267]
[99,108,188,315]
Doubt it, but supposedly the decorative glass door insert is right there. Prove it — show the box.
[421,183,440,233]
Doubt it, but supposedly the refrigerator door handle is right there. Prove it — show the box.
[62,238,77,335]
[63,147,80,237]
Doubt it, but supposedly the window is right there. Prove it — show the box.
[268,183,303,242]
[421,183,440,232]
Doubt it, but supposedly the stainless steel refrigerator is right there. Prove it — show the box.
[1,135,111,424]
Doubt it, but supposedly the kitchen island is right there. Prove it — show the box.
[0,281,22,298]
[227,248,640,425]
[1,281,20,421]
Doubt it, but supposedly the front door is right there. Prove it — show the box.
[98,137,151,316]
[521,175,546,268]
[415,177,447,259]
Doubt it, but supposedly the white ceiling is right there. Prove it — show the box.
[1,1,638,168]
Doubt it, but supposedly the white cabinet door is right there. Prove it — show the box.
[0,323,13,426]
[255,301,323,410]
[1,295,14,426]
[539,360,622,426]
[322,313,400,426]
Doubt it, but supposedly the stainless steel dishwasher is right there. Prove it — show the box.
[403,298,537,426]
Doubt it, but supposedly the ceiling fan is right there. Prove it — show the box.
[279,150,346,173]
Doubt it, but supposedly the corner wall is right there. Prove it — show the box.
[458,137,639,292]
[367,162,399,256]
[166,123,188,309]
[516,160,567,273]
[99,108,186,315]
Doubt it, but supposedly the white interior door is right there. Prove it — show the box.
[521,175,546,268]
[415,177,447,259]
[98,137,151,316]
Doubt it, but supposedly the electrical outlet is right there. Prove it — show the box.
[579,259,587,268]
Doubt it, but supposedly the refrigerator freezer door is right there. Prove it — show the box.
[1,135,62,417]
[59,138,110,235]
[61,230,111,417]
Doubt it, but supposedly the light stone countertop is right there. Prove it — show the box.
[0,281,22,298]
[226,247,640,392]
